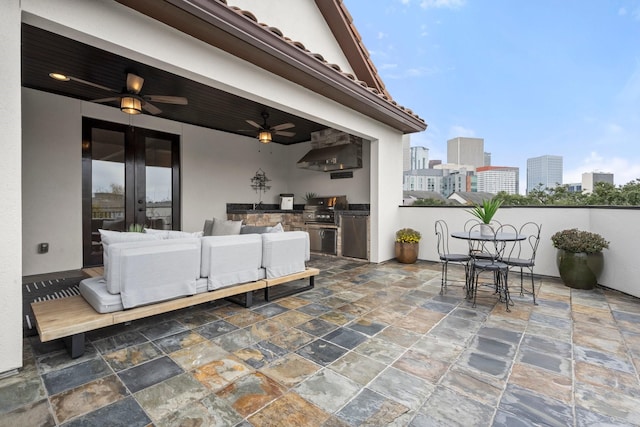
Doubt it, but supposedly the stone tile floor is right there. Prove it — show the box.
[2,256,640,426]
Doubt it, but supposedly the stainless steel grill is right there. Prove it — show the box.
[303,195,348,224]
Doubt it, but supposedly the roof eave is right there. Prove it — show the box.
[114,0,427,133]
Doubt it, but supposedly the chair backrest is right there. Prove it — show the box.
[496,223,519,262]
[464,218,480,231]
[517,222,542,262]
[434,220,450,257]
[467,222,503,262]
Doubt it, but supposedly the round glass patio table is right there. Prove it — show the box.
[450,230,526,302]
[451,231,526,242]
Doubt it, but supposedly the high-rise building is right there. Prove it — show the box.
[566,183,582,193]
[476,166,519,195]
[410,146,429,170]
[403,169,443,193]
[447,137,484,168]
[484,152,491,166]
[526,155,563,194]
[582,172,614,193]
[429,160,442,169]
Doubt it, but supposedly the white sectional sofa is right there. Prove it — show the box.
[79,229,311,314]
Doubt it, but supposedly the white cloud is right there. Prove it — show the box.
[448,125,476,138]
[420,0,466,10]
[377,32,387,40]
[380,63,399,70]
[399,0,411,4]
[564,152,640,186]
[618,7,627,16]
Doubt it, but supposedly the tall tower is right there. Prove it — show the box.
[410,146,429,170]
[447,137,484,168]
[526,155,563,194]
[582,172,614,193]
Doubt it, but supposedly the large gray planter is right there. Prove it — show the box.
[556,249,604,290]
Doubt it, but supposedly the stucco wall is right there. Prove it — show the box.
[0,0,23,375]
[398,206,639,298]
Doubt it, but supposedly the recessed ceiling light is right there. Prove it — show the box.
[49,73,70,81]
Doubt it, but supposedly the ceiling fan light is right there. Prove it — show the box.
[49,72,70,81]
[120,96,142,115]
[258,130,272,144]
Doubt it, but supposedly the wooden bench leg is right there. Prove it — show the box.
[265,276,315,301]
[64,333,85,358]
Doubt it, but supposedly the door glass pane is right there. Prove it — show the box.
[145,137,172,230]
[91,128,125,258]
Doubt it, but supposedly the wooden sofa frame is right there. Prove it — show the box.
[31,267,319,358]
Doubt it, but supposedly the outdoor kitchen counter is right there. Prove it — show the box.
[226,205,305,231]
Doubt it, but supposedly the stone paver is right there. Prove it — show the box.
[4,257,640,426]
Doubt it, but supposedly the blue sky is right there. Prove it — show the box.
[344,0,640,191]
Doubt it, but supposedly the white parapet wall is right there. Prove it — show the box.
[398,206,640,298]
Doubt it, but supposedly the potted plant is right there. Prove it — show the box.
[551,228,609,289]
[467,198,503,235]
[395,228,421,264]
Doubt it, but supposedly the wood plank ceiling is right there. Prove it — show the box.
[21,24,327,145]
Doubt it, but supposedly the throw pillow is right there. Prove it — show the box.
[144,229,203,239]
[270,222,285,233]
[203,219,214,236]
[211,218,243,236]
[240,225,274,234]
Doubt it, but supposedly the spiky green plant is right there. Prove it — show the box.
[127,223,145,233]
[467,198,503,224]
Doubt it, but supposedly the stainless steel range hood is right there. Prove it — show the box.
[297,143,362,172]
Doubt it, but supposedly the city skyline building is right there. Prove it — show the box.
[582,172,614,194]
[410,146,429,170]
[447,137,485,168]
[484,152,491,167]
[526,155,563,194]
[476,166,519,195]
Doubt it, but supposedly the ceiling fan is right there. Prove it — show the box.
[49,72,187,115]
[244,111,296,143]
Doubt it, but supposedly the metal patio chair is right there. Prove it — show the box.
[435,220,471,296]
[502,222,542,305]
[467,223,516,312]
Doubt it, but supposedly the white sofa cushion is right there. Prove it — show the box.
[79,277,124,313]
[106,238,200,295]
[144,228,203,239]
[201,234,265,290]
[262,231,310,279]
[99,229,161,282]
[111,238,201,309]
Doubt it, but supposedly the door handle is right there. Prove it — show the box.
[138,208,144,212]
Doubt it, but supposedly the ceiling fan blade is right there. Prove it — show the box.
[68,76,119,93]
[91,97,121,103]
[142,102,162,115]
[271,122,295,131]
[246,120,262,129]
[126,73,144,94]
[144,95,188,105]
[274,131,296,137]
